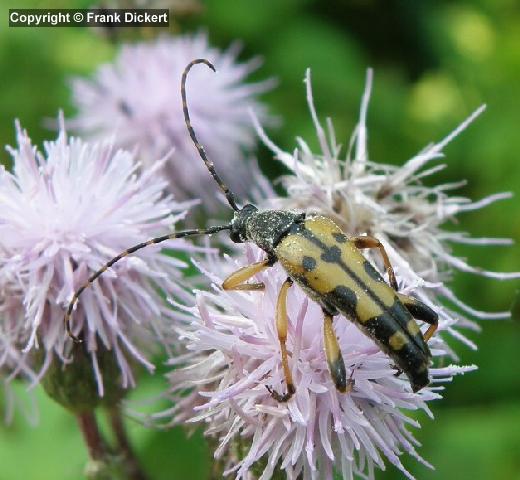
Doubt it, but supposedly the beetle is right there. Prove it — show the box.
[65,58,438,401]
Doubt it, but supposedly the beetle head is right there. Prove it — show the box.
[230,204,258,243]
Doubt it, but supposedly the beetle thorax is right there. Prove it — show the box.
[230,205,304,255]
[244,209,304,255]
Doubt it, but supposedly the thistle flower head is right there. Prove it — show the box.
[164,246,472,480]
[70,32,273,208]
[160,68,519,479]
[0,116,196,395]
[253,68,520,349]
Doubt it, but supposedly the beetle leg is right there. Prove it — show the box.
[222,258,272,291]
[267,277,296,402]
[323,311,352,393]
[396,292,439,342]
[351,235,398,291]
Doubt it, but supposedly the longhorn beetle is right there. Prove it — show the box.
[65,58,439,401]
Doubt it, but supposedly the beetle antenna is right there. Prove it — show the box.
[181,59,240,212]
[64,223,231,343]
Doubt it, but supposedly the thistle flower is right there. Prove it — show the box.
[159,69,519,480]
[70,32,273,208]
[253,69,520,350]
[0,117,196,397]
[163,246,473,480]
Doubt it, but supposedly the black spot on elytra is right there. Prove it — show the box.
[321,245,342,263]
[363,316,393,343]
[325,285,357,317]
[302,256,317,272]
[388,298,430,356]
[333,232,348,243]
[363,310,430,391]
[363,260,383,282]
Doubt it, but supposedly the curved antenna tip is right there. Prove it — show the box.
[181,59,240,211]
[193,58,216,72]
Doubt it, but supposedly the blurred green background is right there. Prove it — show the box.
[0,0,519,479]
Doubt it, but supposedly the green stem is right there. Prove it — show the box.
[77,411,107,461]
[109,407,149,480]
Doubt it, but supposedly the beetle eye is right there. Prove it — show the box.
[230,230,243,244]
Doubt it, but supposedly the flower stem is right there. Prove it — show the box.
[109,407,149,480]
[77,411,107,461]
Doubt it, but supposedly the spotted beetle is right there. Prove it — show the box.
[65,58,438,400]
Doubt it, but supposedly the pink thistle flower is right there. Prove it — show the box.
[163,246,473,480]
[252,68,520,353]
[70,32,274,208]
[158,68,518,479]
[0,116,197,395]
